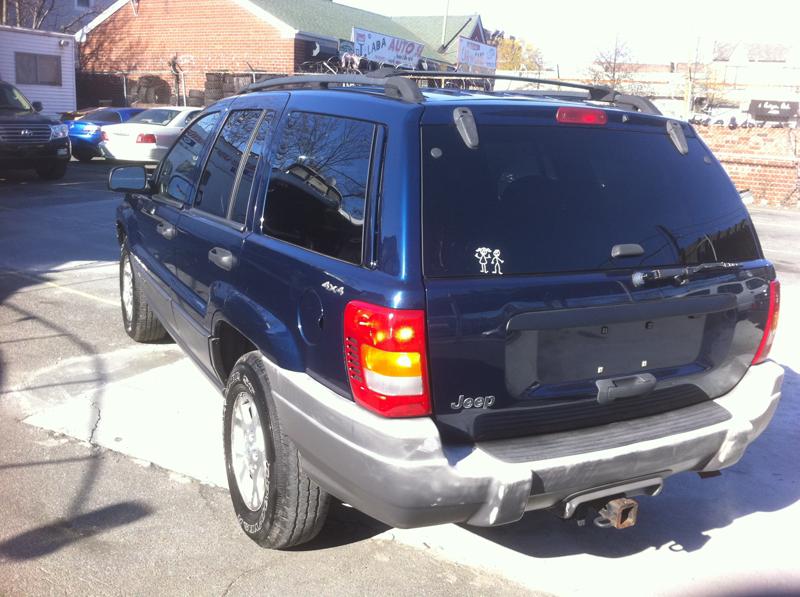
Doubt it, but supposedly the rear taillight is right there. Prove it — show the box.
[136,133,157,144]
[101,131,109,141]
[344,300,431,417]
[752,280,780,365]
[556,106,608,125]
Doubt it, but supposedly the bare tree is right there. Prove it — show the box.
[1,0,98,31]
[588,36,649,94]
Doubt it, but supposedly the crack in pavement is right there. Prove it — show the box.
[88,404,102,445]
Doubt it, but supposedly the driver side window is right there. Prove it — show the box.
[156,112,220,203]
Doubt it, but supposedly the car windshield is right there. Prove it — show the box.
[127,109,179,126]
[422,124,760,277]
[0,85,33,111]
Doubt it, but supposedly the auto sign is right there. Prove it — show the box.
[351,27,424,68]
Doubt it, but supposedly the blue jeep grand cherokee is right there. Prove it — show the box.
[110,72,783,549]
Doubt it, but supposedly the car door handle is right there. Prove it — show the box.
[156,222,177,240]
[595,373,657,405]
[209,247,236,271]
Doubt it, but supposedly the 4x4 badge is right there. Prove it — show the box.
[321,281,344,296]
[474,247,504,275]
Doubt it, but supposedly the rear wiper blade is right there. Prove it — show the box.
[632,262,741,287]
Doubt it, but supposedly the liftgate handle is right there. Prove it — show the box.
[595,373,657,405]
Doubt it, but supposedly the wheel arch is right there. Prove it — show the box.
[211,296,304,384]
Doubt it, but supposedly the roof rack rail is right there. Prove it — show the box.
[240,71,661,115]
[240,74,424,103]
[385,70,661,115]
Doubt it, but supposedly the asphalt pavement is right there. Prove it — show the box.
[0,161,798,596]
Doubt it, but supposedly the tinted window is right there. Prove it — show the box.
[230,112,274,224]
[195,110,261,219]
[422,125,760,277]
[263,112,374,264]
[156,112,220,203]
[80,109,120,123]
[179,110,201,127]
[0,84,32,110]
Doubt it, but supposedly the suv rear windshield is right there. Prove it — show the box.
[422,124,760,277]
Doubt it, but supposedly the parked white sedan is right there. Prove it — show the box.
[99,107,201,163]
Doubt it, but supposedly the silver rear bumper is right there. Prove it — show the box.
[265,358,783,529]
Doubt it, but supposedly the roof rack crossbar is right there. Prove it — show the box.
[389,70,613,100]
[240,74,424,103]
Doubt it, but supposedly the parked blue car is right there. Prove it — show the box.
[66,107,144,162]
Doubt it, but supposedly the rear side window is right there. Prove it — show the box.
[156,112,220,203]
[195,110,262,219]
[262,112,374,264]
[422,124,760,277]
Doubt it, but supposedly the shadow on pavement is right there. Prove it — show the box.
[469,365,800,559]
[0,165,120,561]
[294,501,389,551]
[0,501,153,561]
[0,455,97,471]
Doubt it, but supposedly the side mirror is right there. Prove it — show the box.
[32,101,43,112]
[109,165,150,193]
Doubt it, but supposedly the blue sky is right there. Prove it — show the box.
[336,0,800,66]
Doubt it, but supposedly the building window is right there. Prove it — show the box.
[15,53,62,86]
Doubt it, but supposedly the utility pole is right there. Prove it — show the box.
[441,0,450,48]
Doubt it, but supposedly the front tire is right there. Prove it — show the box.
[119,245,168,342]
[35,160,67,180]
[224,352,330,549]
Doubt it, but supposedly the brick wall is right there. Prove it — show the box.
[79,0,297,99]
[698,127,800,208]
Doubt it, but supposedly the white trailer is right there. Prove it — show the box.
[0,25,76,116]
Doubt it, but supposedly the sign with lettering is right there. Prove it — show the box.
[748,100,799,121]
[456,37,497,74]
[351,27,424,68]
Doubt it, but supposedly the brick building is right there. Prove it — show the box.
[699,127,799,208]
[75,0,487,107]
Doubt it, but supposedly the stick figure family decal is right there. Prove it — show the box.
[474,247,504,275]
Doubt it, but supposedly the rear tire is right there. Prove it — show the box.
[119,245,168,343]
[35,160,67,180]
[223,351,330,549]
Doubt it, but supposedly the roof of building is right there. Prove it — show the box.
[77,0,484,66]
[246,0,451,63]
[713,41,793,63]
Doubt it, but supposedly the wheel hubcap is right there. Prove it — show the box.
[122,257,134,320]
[230,391,268,511]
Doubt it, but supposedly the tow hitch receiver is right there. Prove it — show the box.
[594,498,639,529]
